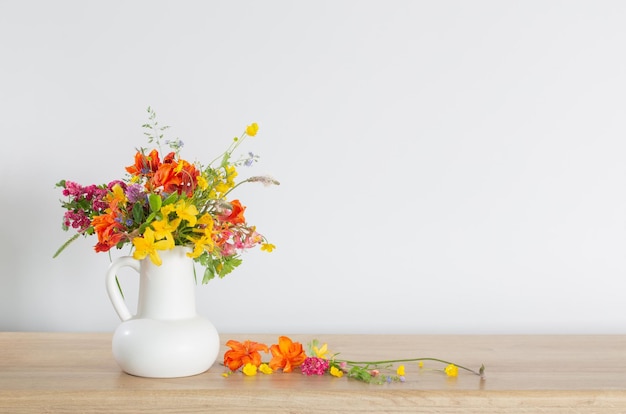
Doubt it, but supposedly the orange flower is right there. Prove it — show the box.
[92,213,124,252]
[269,336,307,373]
[125,149,161,177]
[220,199,246,225]
[224,340,269,371]
[91,200,125,252]
[151,152,198,196]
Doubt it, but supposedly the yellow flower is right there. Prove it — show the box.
[260,243,275,253]
[197,175,208,190]
[132,228,174,266]
[214,182,230,195]
[186,213,215,258]
[174,159,185,173]
[246,122,259,136]
[242,363,257,376]
[312,343,328,359]
[330,366,343,378]
[186,235,214,258]
[419,361,424,368]
[444,364,458,377]
[106,183,127,204]
[225,165,238,184]
[174,200,199,227]
[151,216,181,243]
[259,364,273,375]
[396,365,405,376]
[160,203,175,216]
[197,213,214,228]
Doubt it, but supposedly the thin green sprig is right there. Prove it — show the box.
[53,233,81,258]
[337,357,485,378]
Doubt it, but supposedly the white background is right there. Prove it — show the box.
[1,0,624,334]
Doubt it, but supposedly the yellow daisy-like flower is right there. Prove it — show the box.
[260,243,275,253]
[330,366,343,378]
[396,365,405,376]
[444,364,458,377]
[259,364,273,375]
[242,363,257,376]
[246,122,259,136]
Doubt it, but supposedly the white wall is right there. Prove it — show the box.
[1,0,624,334]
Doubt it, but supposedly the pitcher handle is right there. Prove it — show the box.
[105,256,140,321]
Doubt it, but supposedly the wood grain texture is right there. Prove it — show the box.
[1,332,625,413]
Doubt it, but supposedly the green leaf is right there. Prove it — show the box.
[348,366,374,383]
[148,193,162,213]
[132,202,144,224]
[144,211,157,224]
[162,192,179,206]
[218,256,243,278]
[220,152,230,168]
[202,267,216,284]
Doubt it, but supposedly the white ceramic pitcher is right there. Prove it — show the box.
[105,246,220,378]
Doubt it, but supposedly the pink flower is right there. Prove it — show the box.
[300,357,329,376]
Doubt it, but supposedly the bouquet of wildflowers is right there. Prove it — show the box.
[55,107,278,283]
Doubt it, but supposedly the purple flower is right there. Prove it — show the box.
[244,152,255,167]
[300,357,329,376]
[125,184,146,204]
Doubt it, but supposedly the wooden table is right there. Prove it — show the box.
[1,333,625,413]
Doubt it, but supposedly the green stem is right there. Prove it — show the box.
[209,131,248,167]
[336,357,484,377]
[222,177,253,198]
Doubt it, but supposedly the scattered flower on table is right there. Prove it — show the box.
[242,363,258,376]
[55,107,279,283]
[268,336,307,373]
[223,337,486,385]
[224,339,269,371]
[444,363,459,377]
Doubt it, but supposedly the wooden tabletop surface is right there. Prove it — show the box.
[1,332,625,413]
